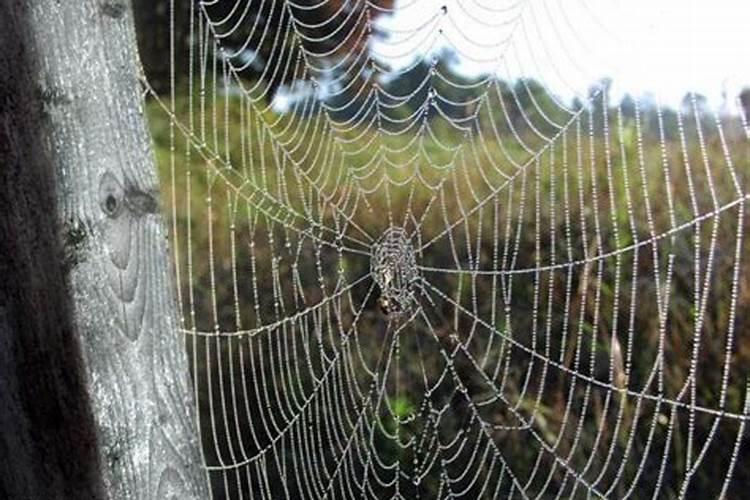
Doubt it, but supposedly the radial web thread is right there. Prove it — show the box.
[144,0,750,498]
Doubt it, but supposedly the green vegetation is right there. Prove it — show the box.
[147,83,749,498]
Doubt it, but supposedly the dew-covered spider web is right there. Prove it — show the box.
[142,0,750,497]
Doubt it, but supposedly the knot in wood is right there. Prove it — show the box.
[99,172,159,219]
[371,227,419,316]
[101,2,127,19]
[99,171,124,218]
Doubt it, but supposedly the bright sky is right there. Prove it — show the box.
[372,0,750,111]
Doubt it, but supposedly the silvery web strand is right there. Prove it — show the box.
[143,0,750,498]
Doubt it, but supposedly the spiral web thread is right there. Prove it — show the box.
[144,0,750,497]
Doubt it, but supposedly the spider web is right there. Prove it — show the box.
[143,0,750,498]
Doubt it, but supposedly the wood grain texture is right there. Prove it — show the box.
[0,1,209,498]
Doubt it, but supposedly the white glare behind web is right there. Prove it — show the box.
[144,0,750,498]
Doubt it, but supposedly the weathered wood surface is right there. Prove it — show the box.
[0,1,208,498]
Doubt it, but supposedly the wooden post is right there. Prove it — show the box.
[0,1,208,498]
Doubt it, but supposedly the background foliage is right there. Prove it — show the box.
[137,3,750,498]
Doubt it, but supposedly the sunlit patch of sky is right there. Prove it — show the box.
[371,0,750,112]
[272,0,750,114]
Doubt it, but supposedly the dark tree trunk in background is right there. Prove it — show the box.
[133,0,396,100]
[740,88,750,124]
[133,0,190,95]
[0,1,208,498]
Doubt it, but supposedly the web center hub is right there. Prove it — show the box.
[371,227,420,316]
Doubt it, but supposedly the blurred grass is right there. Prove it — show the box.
[147,89,749,499]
